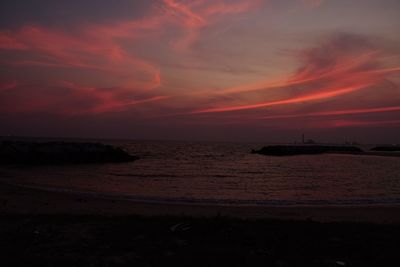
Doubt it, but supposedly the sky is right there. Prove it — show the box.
[0,0,399,143]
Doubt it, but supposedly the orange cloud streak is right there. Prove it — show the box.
[193,83,372,114]
[214,51,384,95]
[260,106,400,120]
[324,119,400,128]
[59,81,170,114]
[0,80,169,115]
[189,33,400,116]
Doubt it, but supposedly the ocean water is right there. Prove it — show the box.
[1,140,400,206]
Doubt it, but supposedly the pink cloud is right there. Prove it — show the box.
[0,25,161,89]
[0,0,262,116]
[0,32,27,50]
[260,106,400,120]
[0,80,18,91]
[191,33,400,114]
[320,119,400,128]
[0,81,168,115]
[162,0,262,49]
[192,83,372,113]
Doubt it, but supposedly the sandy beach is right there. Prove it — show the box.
[1,182,400,267]
[1,181,400,223]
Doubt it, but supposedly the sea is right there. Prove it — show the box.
[1,139,400,206]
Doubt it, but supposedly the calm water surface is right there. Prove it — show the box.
[1,140,400,206]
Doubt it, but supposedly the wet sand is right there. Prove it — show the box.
[1,182,400,223]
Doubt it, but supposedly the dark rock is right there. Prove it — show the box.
[0,141,138,165]
[251,145,363,156]
[370,146,400,152]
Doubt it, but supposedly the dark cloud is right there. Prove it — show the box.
[0,0,154,28]
[294,32,380,78]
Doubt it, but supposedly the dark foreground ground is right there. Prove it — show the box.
[1,214,399,267]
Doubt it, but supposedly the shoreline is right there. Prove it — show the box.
[2,182,400,223]
[3,180,400,208]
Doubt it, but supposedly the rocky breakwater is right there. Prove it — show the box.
[0,141,138,165]
[371,146,400,152]
[251,145,363,156]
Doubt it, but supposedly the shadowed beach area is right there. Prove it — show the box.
[1,182,400,267]
[1,182,400,223]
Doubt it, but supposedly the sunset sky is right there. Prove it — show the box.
[0,0,399,143]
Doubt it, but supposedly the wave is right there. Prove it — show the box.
[107,173,178,178]
[4,181,400,207]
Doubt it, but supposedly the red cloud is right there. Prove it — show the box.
[192,33,400,114]
[0,25,160,90]
[0,81,168,115]
[0,80,18,91]
[203,0,262,15]
[260,106,400,120]
[319,119,400,128]
[162,0,262,49]
[0,33,27,50]
[0,0,263,116]
[193,83,372,113]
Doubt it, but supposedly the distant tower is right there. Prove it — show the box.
[302,133,305,144]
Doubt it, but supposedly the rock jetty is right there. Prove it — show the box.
[0,141,138,165]
[251,145,363,156]
[371,146,400,152]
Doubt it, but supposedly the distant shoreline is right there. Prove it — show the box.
[252,145,400,157]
